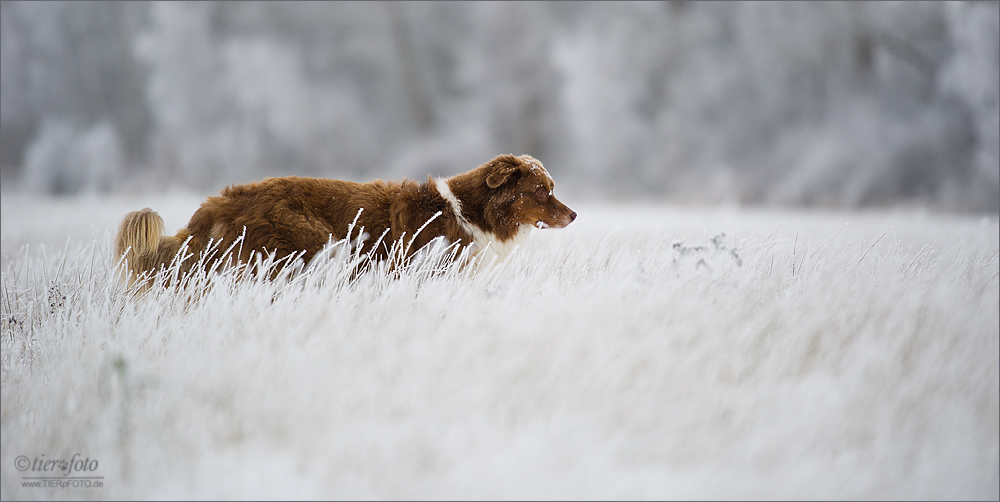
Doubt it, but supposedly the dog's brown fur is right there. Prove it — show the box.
[115,154,575,284]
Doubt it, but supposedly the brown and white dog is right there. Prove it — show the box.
[115,154,575,283]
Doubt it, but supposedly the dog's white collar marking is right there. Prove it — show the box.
[434,177,532,262]
[435,177,471,231]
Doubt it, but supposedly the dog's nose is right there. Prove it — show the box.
[569,211,577,222]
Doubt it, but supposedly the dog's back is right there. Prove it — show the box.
[115,177,465,284]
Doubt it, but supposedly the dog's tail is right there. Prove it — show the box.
[114,208,188,286]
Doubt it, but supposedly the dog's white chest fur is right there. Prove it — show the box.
[435,178,533,263]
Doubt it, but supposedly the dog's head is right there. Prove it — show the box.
[479,154,576,231]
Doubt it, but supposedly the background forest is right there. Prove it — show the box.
[2,1,998,212]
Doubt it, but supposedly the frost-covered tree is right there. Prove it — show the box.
[0,1,146,185]
[21,120,121,194]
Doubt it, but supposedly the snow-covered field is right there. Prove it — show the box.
[1,192,998,500]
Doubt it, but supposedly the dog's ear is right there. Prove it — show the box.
[485,155,520,189]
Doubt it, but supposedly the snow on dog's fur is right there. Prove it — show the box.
[115,154,576,284]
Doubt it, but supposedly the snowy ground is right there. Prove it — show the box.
[1,192,998,500]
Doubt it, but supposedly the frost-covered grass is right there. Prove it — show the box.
[1,193,998,500]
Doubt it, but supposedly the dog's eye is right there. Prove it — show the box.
[535,188,548,199]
